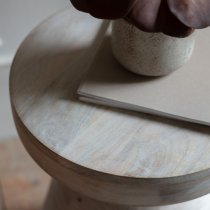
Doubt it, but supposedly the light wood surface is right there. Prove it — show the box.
[10,7,210,207]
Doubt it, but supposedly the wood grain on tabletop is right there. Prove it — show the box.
[10,7,210,206]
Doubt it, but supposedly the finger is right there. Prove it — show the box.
[160,0,194,37]
[70,0,136,19]
[168,0,210,28]
[127,0,162,32]
[127,0,193,37]
[71,0,89,12]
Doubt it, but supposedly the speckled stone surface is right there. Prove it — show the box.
[0,138,50,210]
[111,19,196,76]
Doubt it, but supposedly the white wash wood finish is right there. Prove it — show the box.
[10,8,210,207]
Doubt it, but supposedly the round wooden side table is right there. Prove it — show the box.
[10,8,210,210]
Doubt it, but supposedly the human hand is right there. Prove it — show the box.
[70,0,210,37]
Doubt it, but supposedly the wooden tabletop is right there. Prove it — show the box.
[10,7,210,206]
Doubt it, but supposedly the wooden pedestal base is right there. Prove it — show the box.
[0,183,5,210]
[44,180,210,210]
